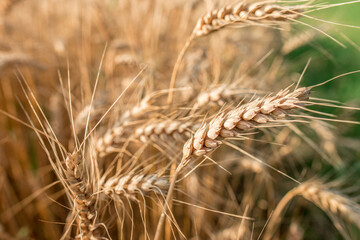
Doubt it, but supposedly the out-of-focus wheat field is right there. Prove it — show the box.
[288,1,360,137]
[1,1,360,239]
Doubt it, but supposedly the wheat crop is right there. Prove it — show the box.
[0,0,360,239]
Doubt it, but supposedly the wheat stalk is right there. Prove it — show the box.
[298,182,360,229]
[264,180,360,240]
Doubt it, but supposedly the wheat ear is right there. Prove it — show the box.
[192,2,302,37]
[93,123,124,157]
[281,29,318,54]
[92,95,156,157]
[65,153,99,239]
[180,86,311,169]
[193,84,254,110]
[135,119,195,143]
[160,2,306,238]
[213,221,251,240]
[0,52,44,70]
[102,174,169,200]
[74,100,106,133]
[113,53,143,67]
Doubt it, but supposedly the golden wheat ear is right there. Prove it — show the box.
[180,86,312,169]
[101,174,170,201]
[192,2,303,38]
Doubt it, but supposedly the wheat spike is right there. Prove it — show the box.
[180,86,311,168]
[64,153,99,240]
[0,52,44,70]
[75,100,106,133]
[92,94,156,157]
[192,2,302,38]
[192,84,263,114]
[194,85,241,109]
[93,123,124,157]
[135,119,195,143]
[282,29,318,54]
[102,174,169,200]
[213,221,251,240]
[114,53,142,67]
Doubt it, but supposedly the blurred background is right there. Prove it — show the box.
[284,1,360,138]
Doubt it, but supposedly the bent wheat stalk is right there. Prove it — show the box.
[263,180,360,240]
[167,1,303,104]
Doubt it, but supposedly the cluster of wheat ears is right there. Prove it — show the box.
[1,0,360,239]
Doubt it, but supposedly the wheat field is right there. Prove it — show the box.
[1,0,360,239]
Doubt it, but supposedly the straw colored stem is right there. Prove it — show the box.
[167,36,194,105]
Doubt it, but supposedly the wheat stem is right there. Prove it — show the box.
[167,36,194,105]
